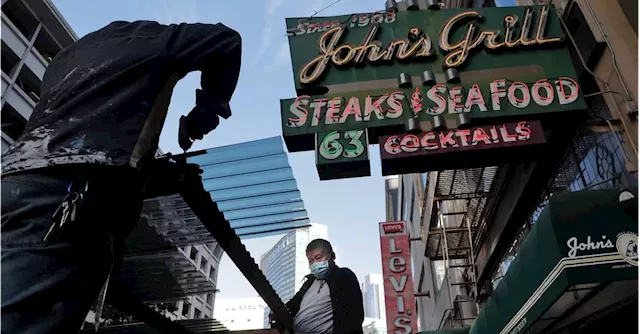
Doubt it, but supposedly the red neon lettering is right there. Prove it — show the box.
[532,79,553,101]
[492,79,506,105]
[430,84,447,113]
[510,82,530,104]
[500,125,518,140]
[516,121,532,138]
[450,87,465,109]
[329,97,342,119]
[421,132,438,148]
[472,127,492,144]
[468,84,486,106]
[385,135,401,151]
[342,97,361,119]
[371,93,389,108]
[439,131,456,147]
[558,77,579,100]
[403,134,420,148]
[288,95,310,123]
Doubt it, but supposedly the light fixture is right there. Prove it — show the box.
[421,70,436,86]
[405,118,421,134]
[445,68,460,83]
[426,0,440,10]
[458,113,472,129]
[385,0,398,11]
[619,190,636,203]
[432,115,446,131]
[398,72,412,88]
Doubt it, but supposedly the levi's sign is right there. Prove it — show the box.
[379,221,416,334]
[382,222,405,234]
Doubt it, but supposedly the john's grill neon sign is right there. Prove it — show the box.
[297,5,563,85]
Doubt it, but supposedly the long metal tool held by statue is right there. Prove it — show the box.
[145,153,294,333]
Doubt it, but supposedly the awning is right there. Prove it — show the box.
[470,188,638,334]
[80,318,227,333]
[118,136,311,301]
[418,328,470,334]
[142,136,311,245]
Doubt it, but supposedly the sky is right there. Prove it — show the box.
[50,0,395,299]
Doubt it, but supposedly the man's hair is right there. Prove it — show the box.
[306,238,333,256]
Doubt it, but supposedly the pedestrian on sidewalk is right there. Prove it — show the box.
[270,239,365,334]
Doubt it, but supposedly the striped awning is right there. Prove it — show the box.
[83,318,228,333]
[118,137,310,301]
[138,136,311,248]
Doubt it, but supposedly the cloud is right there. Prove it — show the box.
[267,0,285,17]
[160,0,199,23]
[265,40,291,72]
[248,0,285,69]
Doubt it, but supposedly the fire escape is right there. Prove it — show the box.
[423,166,504,329]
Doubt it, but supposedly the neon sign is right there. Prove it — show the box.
[380,120,545,158]
[285,77,580,131]
[298,24,433,84]
[317,130,366,160]
[286,11,396,37]
[297,5,563,85]
[439,5,562,67]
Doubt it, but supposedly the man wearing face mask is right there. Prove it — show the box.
[273,238,364,334]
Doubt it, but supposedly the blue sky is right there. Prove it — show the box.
[51,0,396,298]
[51,0,520,300]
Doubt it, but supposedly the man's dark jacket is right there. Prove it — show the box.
[2,20,241,175]
[286,265,364,334]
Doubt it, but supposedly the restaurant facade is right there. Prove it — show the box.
[281,0,638,333]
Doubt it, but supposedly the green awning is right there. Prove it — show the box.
[470,188,638,334]
[418,328,470,334]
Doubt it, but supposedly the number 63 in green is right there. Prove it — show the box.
[318,130,367,160]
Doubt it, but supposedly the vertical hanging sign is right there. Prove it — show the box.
[379,221,417,334]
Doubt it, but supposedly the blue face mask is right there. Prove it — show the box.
[310,261,330,279]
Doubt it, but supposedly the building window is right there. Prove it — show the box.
[206,293,213,305]
[190,247,197,261]
[15,66,41,102]
[209,266,215,278]
[213,244,224,259]
[182,302,191,317]
[200,258,208,271]
[1,103,27,141]
[194,308,202,319]
[0,41,20,77]
[1,0,40,40]
[33,27,61,61]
